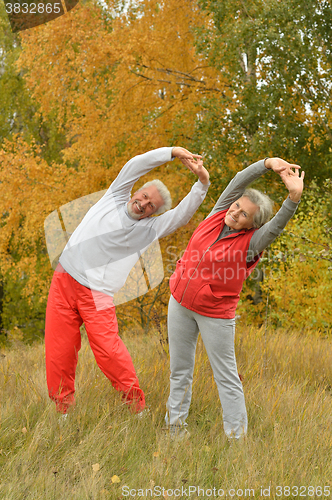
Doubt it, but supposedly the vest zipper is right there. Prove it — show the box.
[179,242,216,305]
[179,229,245,306]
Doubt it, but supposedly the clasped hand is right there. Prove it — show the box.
[172,147,209,185]
[265,157,305,203]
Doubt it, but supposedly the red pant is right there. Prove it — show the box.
[45,264,145,413]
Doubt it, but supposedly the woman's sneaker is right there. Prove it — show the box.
[168,424,190,440]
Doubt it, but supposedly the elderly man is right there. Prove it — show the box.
[45,146,209,414]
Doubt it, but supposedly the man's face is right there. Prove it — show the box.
[127,185,164,220]
[225,196,259,230]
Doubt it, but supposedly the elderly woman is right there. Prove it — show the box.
[165,157,305,439]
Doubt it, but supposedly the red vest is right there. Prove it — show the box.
[169,209,261,318]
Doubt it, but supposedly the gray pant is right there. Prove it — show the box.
[165,295,247,438]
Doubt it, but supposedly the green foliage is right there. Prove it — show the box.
[0,271,46,344]
[0,248,51,345]
[0,4,36,142]
[239,179,332,330]
[193,0,332,197]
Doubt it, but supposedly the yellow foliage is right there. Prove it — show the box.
[0,0,229,335]
[0,137,97,299]
[17,0,229,177]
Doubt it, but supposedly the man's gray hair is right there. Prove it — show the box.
[242,188,273,228]
[138,179,172,214]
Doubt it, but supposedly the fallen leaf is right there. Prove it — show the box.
[153,451,159,458]
[111,475,121,483]
[92,463,100,472]
[22,427,27,434]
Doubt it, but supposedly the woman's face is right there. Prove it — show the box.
[225,196,259,230]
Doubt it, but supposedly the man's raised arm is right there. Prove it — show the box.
[107,147,203,203]
[149,155,210,239]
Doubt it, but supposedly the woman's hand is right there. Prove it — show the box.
[265,157,301,176]
[280,167,305,202]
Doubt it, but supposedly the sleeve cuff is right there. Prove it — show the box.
[197,179,211,190]
[284,196,300,209]
[258,159,269,172]
[248,159,270,175]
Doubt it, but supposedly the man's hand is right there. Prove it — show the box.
[265,157,301,176]
[171,147,208,184]
[181,157,210,185]
[280,167,305,203]
[172,147,202,162]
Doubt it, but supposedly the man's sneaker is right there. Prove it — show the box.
[58,413,69,425]
[136,408,151,419]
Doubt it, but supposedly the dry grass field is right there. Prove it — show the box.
[0,325,331,499]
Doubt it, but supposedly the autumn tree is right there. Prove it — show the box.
[0,2,68,162]
[1,0,332,340]
[189,0,332,330]
[17,0,226,178]
[193,0,332,200]
[1,0,223,340]
[0,137,88,342]
[0,3,72,341]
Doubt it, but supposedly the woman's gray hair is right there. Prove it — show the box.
[242,188,273,228]
[138,179,172,214]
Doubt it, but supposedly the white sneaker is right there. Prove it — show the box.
[136,408,151,419]
[58,413,69,424]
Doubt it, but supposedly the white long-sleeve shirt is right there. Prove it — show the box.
[60,147,209,296]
